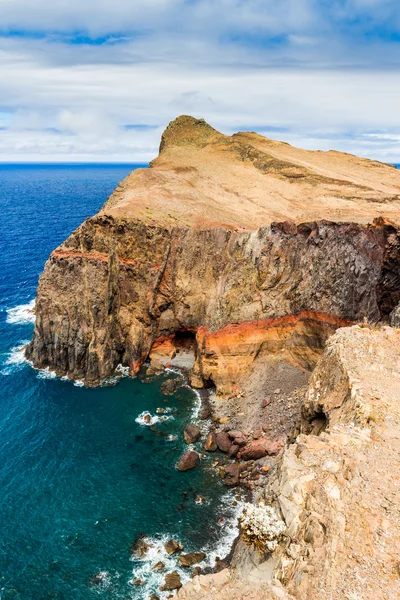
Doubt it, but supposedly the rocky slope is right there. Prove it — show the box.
[177,325,400,600]
[27,116,400,392]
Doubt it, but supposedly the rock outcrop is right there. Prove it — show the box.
[26,116,400,394]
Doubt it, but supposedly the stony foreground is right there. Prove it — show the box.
[177,325,400,600]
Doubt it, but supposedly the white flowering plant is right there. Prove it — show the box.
[239,501,286,553]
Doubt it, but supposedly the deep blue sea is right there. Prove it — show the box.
[0,165,239,600]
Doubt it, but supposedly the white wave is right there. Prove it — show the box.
[115,363,129,377]
[102,364,130,387]
[127,493,244,598]
[135,411,174,427]
[36,367,57,380]
[202,492,244,568]
[6,299,36,325]
[129,535,192,599]
[166,434,178,442]
[0,341,30,375]
[74,379,84,387]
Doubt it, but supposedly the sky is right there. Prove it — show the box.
[1,0,400,162]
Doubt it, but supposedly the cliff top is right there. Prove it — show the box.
[103,115,400,229]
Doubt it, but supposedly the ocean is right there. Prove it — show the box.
[0,164,240,600]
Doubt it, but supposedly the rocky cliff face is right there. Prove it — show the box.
[26,116,400,393]
[27,215,400,392]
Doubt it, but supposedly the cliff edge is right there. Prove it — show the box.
[27,116,400,388]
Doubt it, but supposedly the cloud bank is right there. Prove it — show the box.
[1,0,400,162]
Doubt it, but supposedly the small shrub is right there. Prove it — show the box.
[240,501,286,553]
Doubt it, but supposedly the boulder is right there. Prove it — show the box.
[130,534,150,558]
[240,438,281,461]
[216,432,232,453]
[164,539,182,555]
[152,561,165,571]
[184,423,201,444]
[160,572,182,591]
[224,463,240,487]
[204,431,218,451]
[228,444,239,457]
[177,451,200,471]
[227,430,243,440]
[161,378,180,395]
[178,552,206,567]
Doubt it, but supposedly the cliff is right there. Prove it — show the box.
[27,116,400,391]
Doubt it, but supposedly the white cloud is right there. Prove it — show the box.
[0,1,400,161]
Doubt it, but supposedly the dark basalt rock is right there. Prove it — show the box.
[184,423,201,444]
[160,571,182,591]
[178,552,206,567]
[216,432,232,453]
[164,539,182,555]
[130,533,150,558]
[177,451,200,471]
[224,463,240,487]
[160,378,180,395]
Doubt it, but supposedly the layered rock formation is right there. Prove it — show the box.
[27,116,400,393]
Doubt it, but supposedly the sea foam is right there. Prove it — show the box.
[135,411,174,427]
[6,299,36,325]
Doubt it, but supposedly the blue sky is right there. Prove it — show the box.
[1,0,400,162]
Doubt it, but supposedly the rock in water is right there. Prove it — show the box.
[179,552,206,567]
[130,534,150,558]
[184,423,201,444]
[160,571,182,591]
[177,451,200,471]
[160,378,180,395]
[164,539,182,555]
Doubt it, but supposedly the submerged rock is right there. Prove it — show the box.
[88,571,109,586]
[177,451,200,471]
[130,534,151,558]
[184,423,201,444]
[161,378,180,395]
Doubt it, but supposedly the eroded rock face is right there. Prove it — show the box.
[26,117,400,393]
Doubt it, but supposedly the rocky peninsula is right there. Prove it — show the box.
[27,116,400,599]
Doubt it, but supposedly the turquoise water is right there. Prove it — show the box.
[0,165,239,600]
